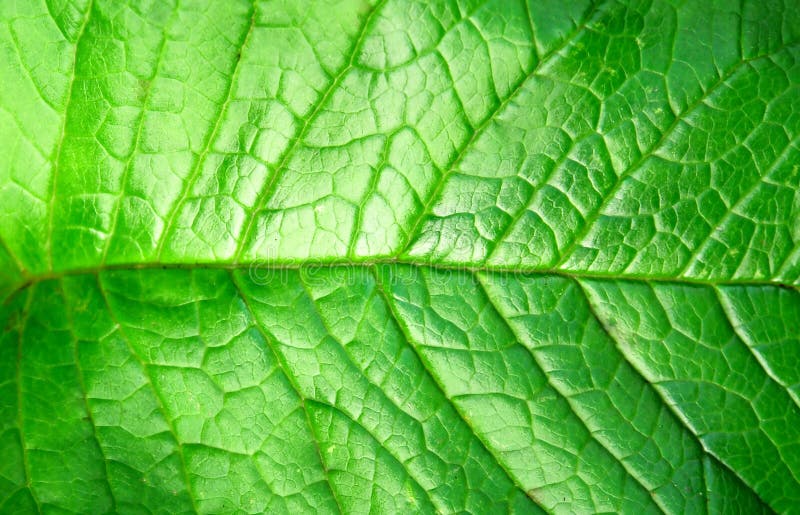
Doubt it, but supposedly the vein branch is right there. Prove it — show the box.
[713,285,800,411]
[94,274,200,514]
[99,7,177,265]
[59,279,118,512]
[234,0,389,261]
[554,42,798,269]
[371,267,546,511]
[228,270,344,515]
[156,0,260,259]
[396,0,610,256]
[14,287,41,514]
[573,278,774,510]
[475,274,666,513]
[46,0,95,269]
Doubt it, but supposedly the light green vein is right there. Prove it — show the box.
[234,0,389,261]
[228,270,344,515]
[574,278,775,511]
[45,0,95,270]
[156,0,260,259]
[371,265,548,513]
[59,279,117,512]
[14,286,40,515]
[475,274,665,514]
[94,274,200,514]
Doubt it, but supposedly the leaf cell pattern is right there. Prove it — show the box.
[1,0,799,513]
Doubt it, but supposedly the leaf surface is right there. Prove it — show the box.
[1,0,799,513]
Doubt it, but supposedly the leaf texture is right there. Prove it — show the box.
[1,0,799,513]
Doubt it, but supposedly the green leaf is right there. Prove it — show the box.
[1,0,799,513]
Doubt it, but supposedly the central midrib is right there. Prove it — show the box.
[5,259,798,304]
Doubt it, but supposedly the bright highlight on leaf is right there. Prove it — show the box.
[1,0,799,513]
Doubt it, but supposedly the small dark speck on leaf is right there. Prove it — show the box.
[138,78,151,101]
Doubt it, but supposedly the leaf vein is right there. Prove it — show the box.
[5,260,799,305]
[94,274,200,514]
[371,266,546,511]
[714,285,800,412]
[234,0,389,261]
[60,279,117,513]
[14,286,41,515]
[156,0,260,260]
[475,274,666,513]
[45,0,94,269]
[396,0,611,256]
[228,270,345,515]
[573,278,774,510]
[99,7,179,266]
[680,131,800,278]
[554,41,800,270]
